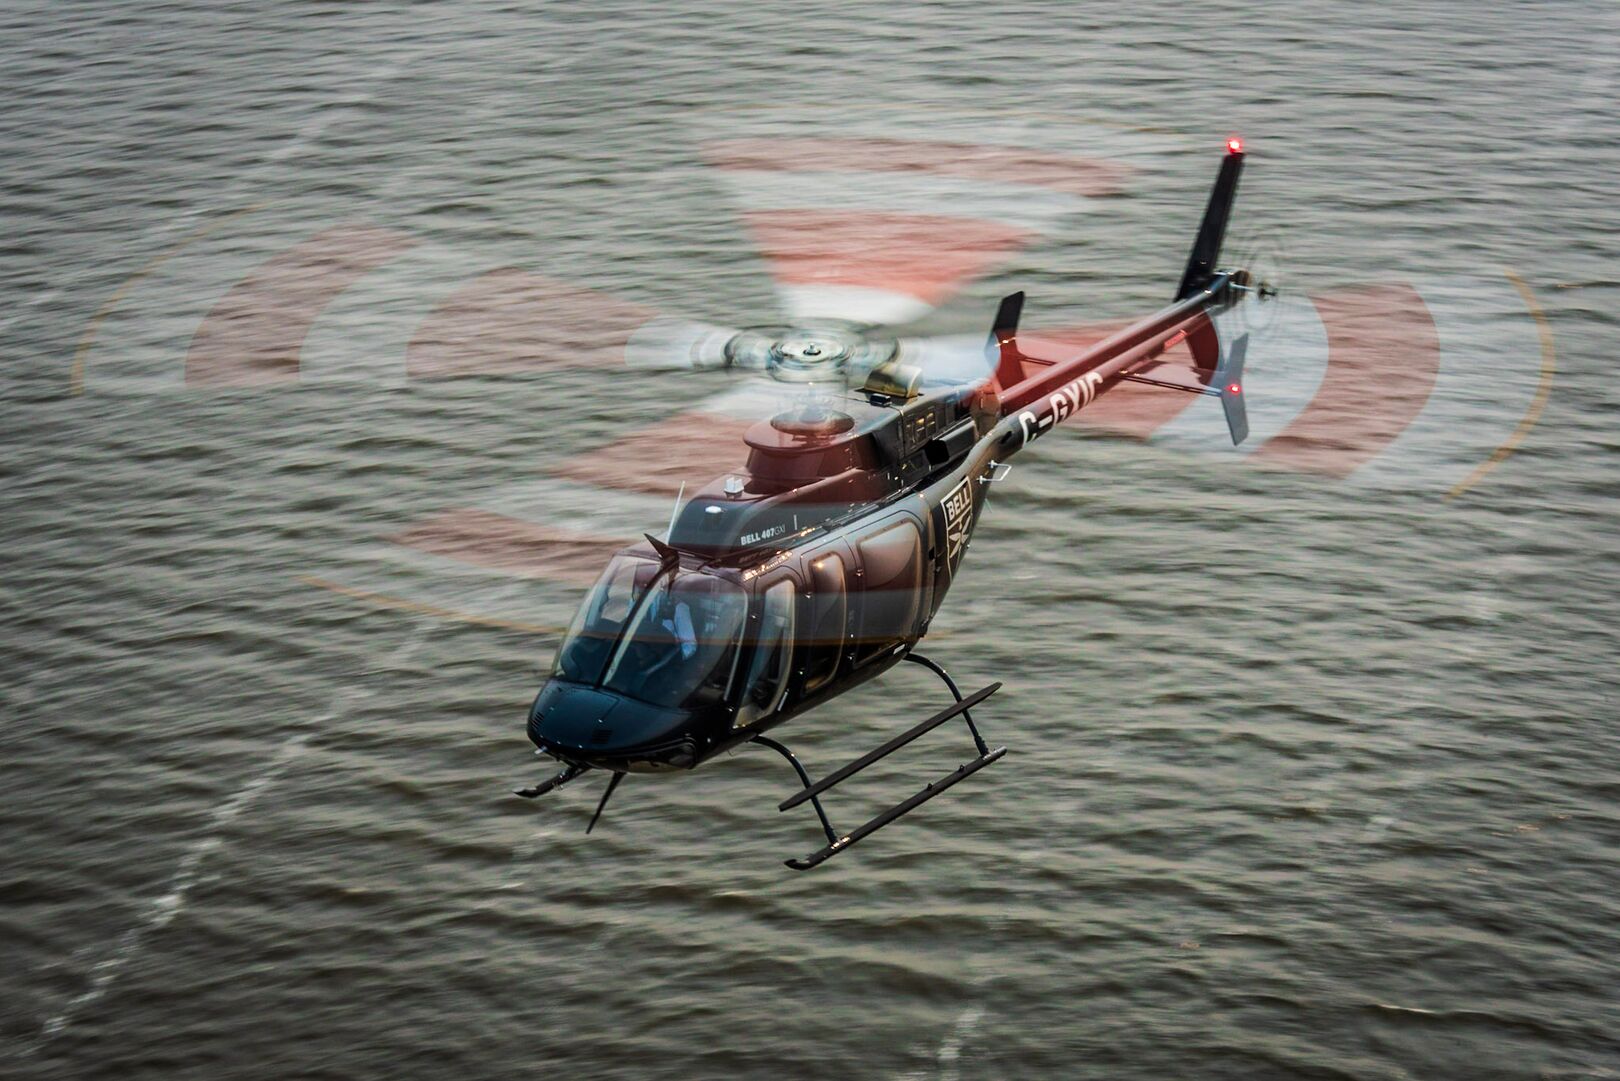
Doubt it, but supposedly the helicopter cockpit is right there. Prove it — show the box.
[550,554,747,712]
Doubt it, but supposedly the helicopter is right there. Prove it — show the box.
[516,139,1274,869]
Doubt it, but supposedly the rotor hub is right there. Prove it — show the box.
[725,324,896,384]
[769,404,857,440]
[771,330,858,381]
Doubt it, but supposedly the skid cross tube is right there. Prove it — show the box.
[786,747,1009,871]
[757,658,1008,871]
[779,681,1001,812]
[751,735,839,846]
[904,652,991,757]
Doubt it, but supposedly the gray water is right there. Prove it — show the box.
[3,3,1618,1079]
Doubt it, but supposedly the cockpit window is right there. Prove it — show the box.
[601,572,746,709]
[551,556,659,685]
[554,556,748,709]
[736,580,796,727]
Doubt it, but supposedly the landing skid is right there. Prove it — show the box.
[757,652,1007,871]
[515,761,629,834]
[513,762,588,800]
[513,654,1007,866]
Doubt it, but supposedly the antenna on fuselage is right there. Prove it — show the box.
[665,481,685,541]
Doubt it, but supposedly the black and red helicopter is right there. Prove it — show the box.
[517,140,1274,869]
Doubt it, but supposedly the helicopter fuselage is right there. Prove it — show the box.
[517,139,1266,867]
[528,271,1243,777]
[528,376,1006,774]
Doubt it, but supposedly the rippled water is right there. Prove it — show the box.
[3,3,1618,1079]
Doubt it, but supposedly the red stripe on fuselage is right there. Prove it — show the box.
[1014,324,1208,439]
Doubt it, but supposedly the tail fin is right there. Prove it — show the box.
[986,290,1026,389]
[1176,141,1245,301]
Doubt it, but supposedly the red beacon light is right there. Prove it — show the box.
[1227,383,1242,395]
[1226,136,1244,155]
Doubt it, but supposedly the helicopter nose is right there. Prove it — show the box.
[528,680,692,763]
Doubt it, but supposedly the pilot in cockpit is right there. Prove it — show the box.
[649,588,697,659]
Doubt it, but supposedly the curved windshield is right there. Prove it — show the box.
[603,572,746,708]
[551,556,660,684]
[552,556,747,710]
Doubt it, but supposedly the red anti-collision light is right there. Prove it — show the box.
[1226,137,1244,155]
[1227,383,1242,395]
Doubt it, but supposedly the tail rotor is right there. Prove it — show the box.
[1224,227,1287,342]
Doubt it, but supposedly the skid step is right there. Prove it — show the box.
[779,682,1000,812]
[785,746,1007,871]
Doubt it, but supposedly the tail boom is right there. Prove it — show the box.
[989,141,1253,451]
[997,281,1241,448]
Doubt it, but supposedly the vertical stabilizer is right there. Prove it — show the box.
[1176,140,1246,300]
[986,291,1026,389]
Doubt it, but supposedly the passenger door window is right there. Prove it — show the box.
[854,518,924,665]
[735,580,795,727]
[802,552,847,695]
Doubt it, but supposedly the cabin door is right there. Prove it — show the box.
[848,511,929,668]
[798,539,853,698]
[733,571,799,729]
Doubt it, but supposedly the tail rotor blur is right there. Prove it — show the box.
[1225,227,1287,342]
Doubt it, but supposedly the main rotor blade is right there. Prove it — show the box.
[624,316,744,371]
[891,333,997,390]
